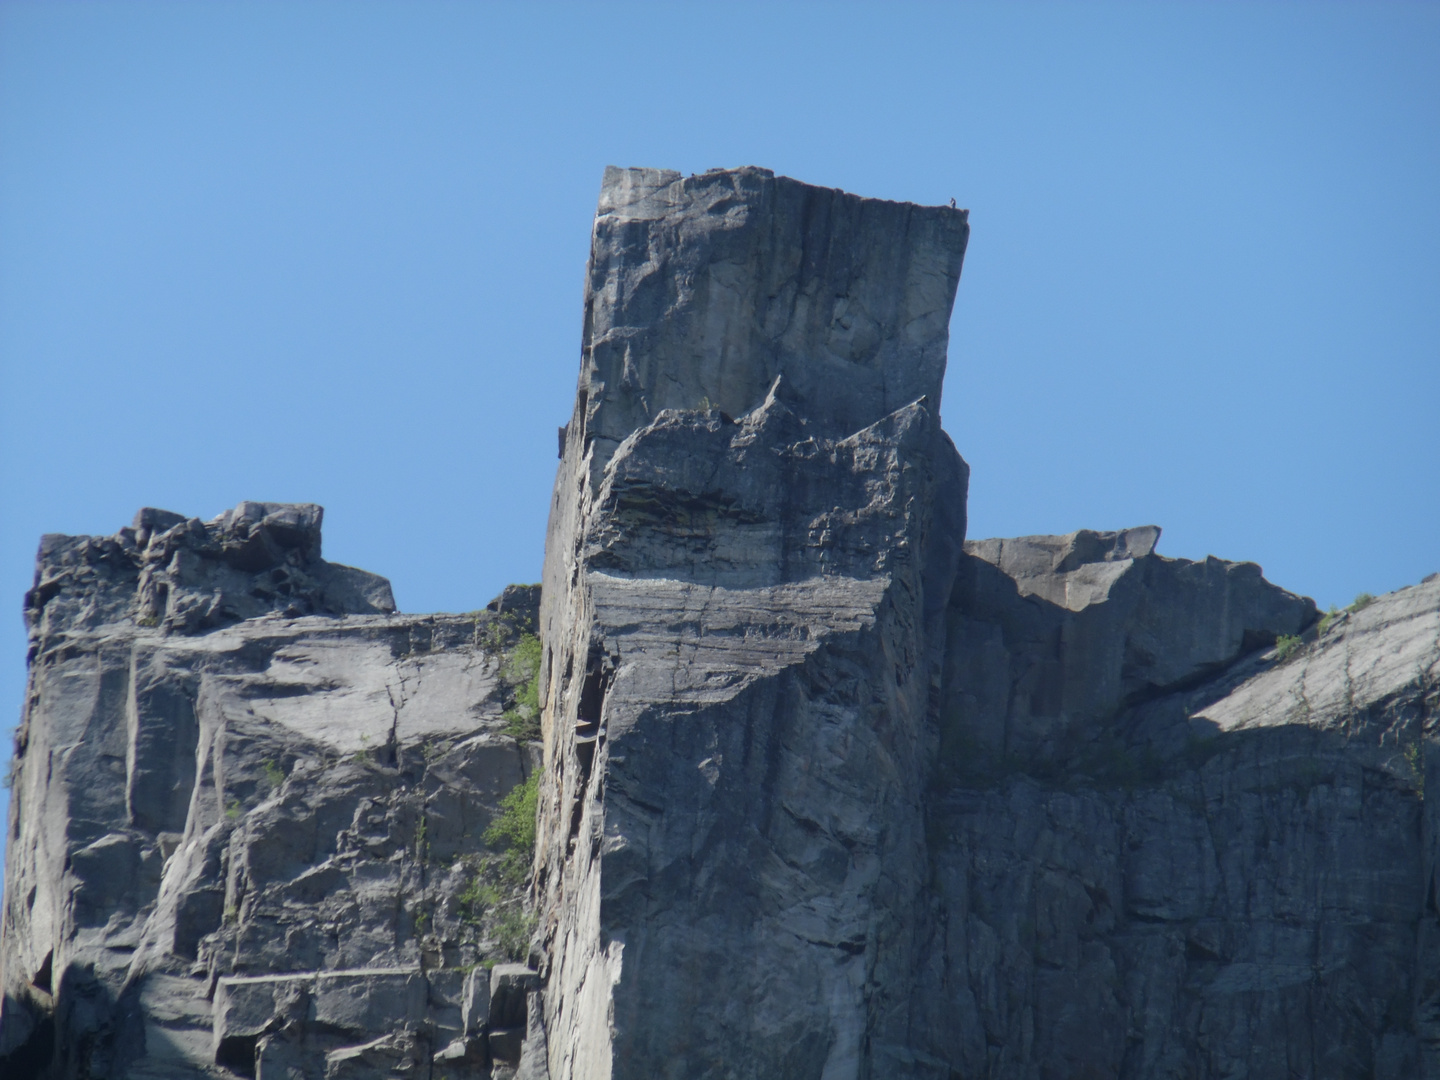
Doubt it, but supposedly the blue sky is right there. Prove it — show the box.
[1,2,1437,855]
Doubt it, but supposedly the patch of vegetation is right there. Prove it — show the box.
[486,771,539,883]
[480,620,509,651]
[136,614,159,628]
[1274,635,1303,662]
[1348,592,1375,614]
[351,733,374,765]
[495,908,538,962]
[1406,742,1425,799]
[224,799,243,821]
[261,759,285,791]
[502,634,543,742]
[457,874,502,924]
[453,849,533,963]
[1317,606,1339,636]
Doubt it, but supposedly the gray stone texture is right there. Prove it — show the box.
[570,166,970,491]
[0,503,544,1078]
[536,167,972,1080]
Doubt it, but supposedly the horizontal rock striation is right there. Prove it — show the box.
[1,505,546,1078]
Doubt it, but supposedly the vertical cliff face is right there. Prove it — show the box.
[535,166,972,1080]
[920,540,1437,1079]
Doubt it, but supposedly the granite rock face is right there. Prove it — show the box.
[25,503,396,643]
[917,549,1439,1080]
[5,166,1439,1080]
[531,166,1437,1080]
[1,505,546,1078]
[535,167,972,1080]
[567,165,969,489]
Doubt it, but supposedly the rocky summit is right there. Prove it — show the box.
[2,167,1437,1080]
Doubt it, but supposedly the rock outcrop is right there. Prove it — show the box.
[534,165,973,1079]
[1,505,548,1077]
[921,547,1436,1079]
[3,166,1437,1079]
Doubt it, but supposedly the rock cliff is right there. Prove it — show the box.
[1,504,548,1077]
[2,167,1437,1079]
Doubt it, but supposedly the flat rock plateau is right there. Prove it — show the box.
[2,166,1437,1080]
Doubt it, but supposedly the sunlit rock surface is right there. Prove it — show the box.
[0,504,545,1078]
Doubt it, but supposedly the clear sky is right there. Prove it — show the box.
[1,2,1437,858]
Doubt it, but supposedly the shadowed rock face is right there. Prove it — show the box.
[25,502,396,644]
[920,573,1438,1080]
[3,166,1438,1080]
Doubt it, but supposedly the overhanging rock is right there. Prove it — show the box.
[534,165,974,1079]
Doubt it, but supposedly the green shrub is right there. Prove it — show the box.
[457,876,502,924]
[351,732,374,765]
[1274,635,1303,662]
[503,711,540,741]
[502,634,543,741]
[1348,592,1375,613]
[496,908,537,962]
[261,759,285,791]
[485,772,539,883]
[1317,606,1339,636]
